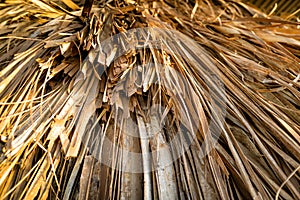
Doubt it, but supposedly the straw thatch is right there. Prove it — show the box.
[244,0,300,18]
[0,0,300,199]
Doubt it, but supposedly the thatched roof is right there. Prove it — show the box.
[0,0,299,199]
[244,0,300,18]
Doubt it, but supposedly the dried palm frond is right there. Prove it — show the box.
[0,0,300,199]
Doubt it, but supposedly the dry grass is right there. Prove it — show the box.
[0,0,300,199]
[243,0,300,19]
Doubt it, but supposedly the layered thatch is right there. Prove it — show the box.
[244,0,300,18]
[0,0,300,199]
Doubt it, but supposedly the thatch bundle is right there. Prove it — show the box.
[0,0,300,199]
